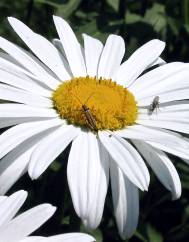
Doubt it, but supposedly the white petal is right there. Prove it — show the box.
[0,196,7,204]
[53,16,86,77]
[148,57,166,68]
[147,141,189,160]
[0,117,50,129]
[0,84,52,107]
[52,39,73,76]
[0,204,56,241]
[0,52,54,96]
[0,148,32,195]
[67,131,94,219]
[138,102,189,121]
[45,233,95,242]
[0,104,58,118]
[110,162,139,239]
[0,37,60,89]
[0,126,59,195]
[0,118,63,159]
[135,70,189,101]
[137,118,189,135]
[81,138,109,229]
[20,237,45,242]
[116,124,189,147]
[130,62,186,94]
[52,39,66,58]
[98,35,125,79]
[115,39,165,86]
[133,140,181,200]
[29,125,80,179]
[83,34,103,77]
[137,87,189,105]
[138,103,189,114]
[98,131,149,191]
[0,190,27,227]
[8,17,70,81]
[0,67,51,97]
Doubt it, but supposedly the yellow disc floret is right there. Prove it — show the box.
[52,76,137,130]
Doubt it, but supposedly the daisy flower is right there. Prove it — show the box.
[0,190,95,242]
[0,15,188,239]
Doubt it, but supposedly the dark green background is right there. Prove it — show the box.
[0,0,189,241]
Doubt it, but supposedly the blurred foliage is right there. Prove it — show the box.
[0,0,189,242]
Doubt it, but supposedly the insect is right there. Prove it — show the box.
[148,96,160,115]
[73,92,98,131]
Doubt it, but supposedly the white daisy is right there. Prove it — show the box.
[0,190,95,242]
[0,16,188,239]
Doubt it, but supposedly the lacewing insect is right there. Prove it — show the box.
[73,93,98,131]
[148,96,160,115]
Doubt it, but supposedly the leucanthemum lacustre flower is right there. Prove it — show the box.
[0,16,188,239]
[0,190,95,242]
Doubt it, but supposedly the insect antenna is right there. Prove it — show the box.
[71,92,83,105]
[84,92,95,105]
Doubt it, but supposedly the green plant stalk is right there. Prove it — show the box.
[183,0,189,24]
[34,0,59,8]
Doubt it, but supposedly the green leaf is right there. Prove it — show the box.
[134,231,148,242]
[167,17,180,35]
[125,11,142,24]
[144,3,167,33]
[146,224,163,242]
[56,0,82,19]
[184,24,189,34]
[107,0,119,12]
[34,0,59,8]
[50,160,61,172]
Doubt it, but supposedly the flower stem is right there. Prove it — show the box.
[183,0,189,24]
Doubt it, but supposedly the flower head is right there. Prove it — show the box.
[0,190,95,242]
[0,16,188,238]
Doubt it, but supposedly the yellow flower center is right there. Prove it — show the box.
[52,76,137,131]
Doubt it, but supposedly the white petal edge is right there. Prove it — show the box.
[81,136,109,229]
[0,204,56,242]
[0,117,52,129]
[0,190,27,227]
[98,131,149,191]
[115,39,165,86]
[133,140,181,200]
[129,62,186,94]
[0,67,51,97]
[0,37,60,89]
[0,118,63,159]
[0,104,58,118]
[98,34,125,79]
[29,125,80,179]
[148,57,166,68]
[136,118,189,135]
[147,141,189,160]
[110,161,139,239]
[83,34,103,77]
[67,131,92,219]
[0,84,52,108]
[0,126,60,195]
[8,17,70,81]
[45,233,95,242]
[116,124,189,148]
[53,16,86,77]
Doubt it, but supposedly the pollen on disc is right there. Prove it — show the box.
[52,76,138,130]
